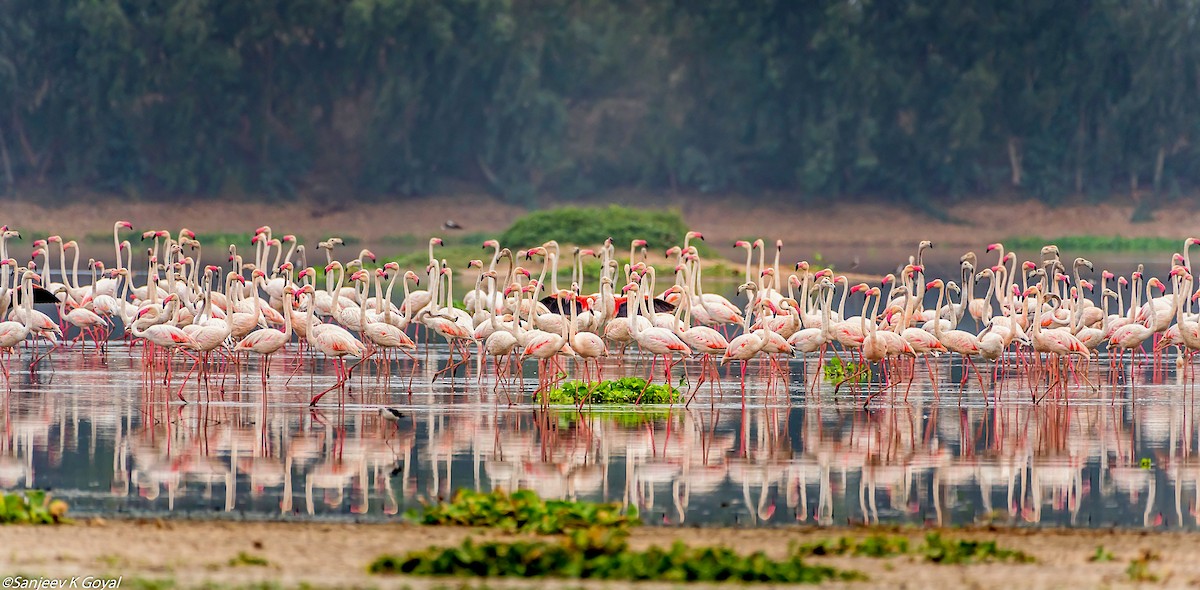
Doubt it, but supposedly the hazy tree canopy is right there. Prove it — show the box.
[0,0,1196,205]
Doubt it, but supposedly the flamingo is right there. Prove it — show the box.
[788,277,835,389]
[483,281,521,386]
[567,294,607,384]
[927,279,987,395]
[1109,278,1166,383]
[306,285,367,406]
[130,302,200,397]
[522,286,569,396]
[359,268,417,359]
[236,285,301,385]
[627,279,689,389]
[0,270,37,380]
[92,221,133,298]
[721,287,772,394]
[1024,286,1091,399]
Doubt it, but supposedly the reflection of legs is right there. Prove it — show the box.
[309,357,347,406]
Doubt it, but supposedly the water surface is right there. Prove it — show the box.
[2,344,1196,530]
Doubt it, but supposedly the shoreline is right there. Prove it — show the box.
[5,194,1199,252]
[0,518,1193,588]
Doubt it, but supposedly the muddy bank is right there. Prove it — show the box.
[4,194,1193,252]
[0,519,1192,588]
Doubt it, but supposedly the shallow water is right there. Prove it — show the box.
[2,341,1198,531]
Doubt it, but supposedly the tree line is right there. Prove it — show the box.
[0,0,1196,209]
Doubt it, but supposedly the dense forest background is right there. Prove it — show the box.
[0,0,1196,212]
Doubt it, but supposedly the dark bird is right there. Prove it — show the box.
[539,293,592,315]
[13,285,59,305]
[442,220,464,230]
[379,407,406,421]
[613,296,676,317]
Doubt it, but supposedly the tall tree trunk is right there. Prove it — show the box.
[0,123,14,197]
[10,112,39,172]
[1006,137,1023,187]
[1074,113,1086,194]
[1153,146,1166,192]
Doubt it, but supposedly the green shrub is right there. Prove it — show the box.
[500,205,690,250]
[413,489,638,534]
[538,378,683,405]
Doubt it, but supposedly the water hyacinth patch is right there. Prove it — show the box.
[370,527,864,583]
[537,378,683,405]
[412,489,639,534]
[0,491,69,525]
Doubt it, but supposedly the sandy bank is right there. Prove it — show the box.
[0,519,1193,588]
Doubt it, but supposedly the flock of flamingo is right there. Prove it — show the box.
[0,221,1196,407]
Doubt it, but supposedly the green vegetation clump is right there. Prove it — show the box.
[0,491,69,524]
[920,533,1033,564]
[794,535,910,558]
[794,534,1031,565]
[413,489,638,535]
[369,527,863,583]
[500,206,689,250]
[1126,550,1160,582]
[1003,235,1180,252]
[1090,545,1114,562]
[823,357,869,384]
[538,378,683,405]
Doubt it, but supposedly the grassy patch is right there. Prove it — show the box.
[382,245,480,273]
[920,533,1033,565]
[794,535,909,558]
[1003,235,1180,252]
[90,231,363,250]
[122,579,177,590]
[0,491,69,524]
[413,489,638,534]
[381,231,497,248]
[537,378,683,405]
[370,527,863,583]
[500,205,690,251]
[126,580,296,590]
[228,551,270,567]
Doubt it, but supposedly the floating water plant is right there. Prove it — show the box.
[0,491,69,525]
[412,489,639,534]
[370,527,864,583]
[537,378,683,405]
[822,357,869,384]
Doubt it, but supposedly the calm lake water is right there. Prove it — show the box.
[2,244,1190,529]
[2,343,1198,530]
